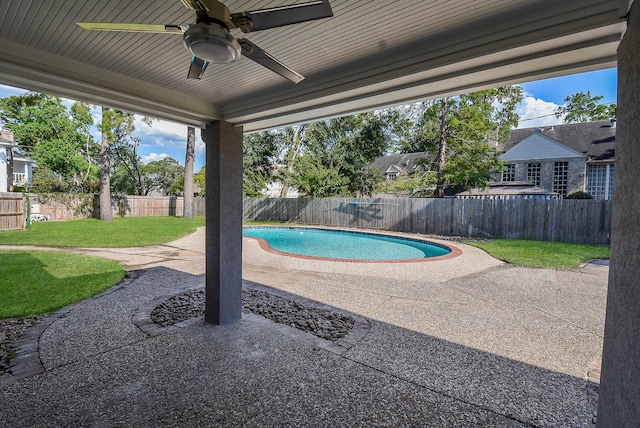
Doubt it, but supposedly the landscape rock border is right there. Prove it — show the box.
[133,281,371,356]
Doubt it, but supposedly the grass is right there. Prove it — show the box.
[0,216,205,319]
[0,216,205,248]
[465,239,610,268]
[0,250,126,319]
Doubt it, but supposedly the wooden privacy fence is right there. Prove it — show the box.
[1,194,199,227]
[243,197,613,245]
[194,197,206,217]
[105,196,184,217]
[98,195,185,218]
[0,192,25,231]
[32,194,192,220]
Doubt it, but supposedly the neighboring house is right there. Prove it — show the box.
[263,181,299,198]
[499,120,616,199]
[0,129,35,192]
[370,152,429,181]
[370,120,615,200]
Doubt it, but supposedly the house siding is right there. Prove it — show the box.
[500,132,586,161]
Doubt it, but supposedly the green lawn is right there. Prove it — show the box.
[0,216,205,318]
[465,239,610,268]
[0,216,205,248]
[0,250,126,319]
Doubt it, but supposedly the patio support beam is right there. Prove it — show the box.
[202,120,244,325]
[598,1,640,425]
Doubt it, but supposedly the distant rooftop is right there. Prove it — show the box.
[370,152,429,175]
[506,120,615,162]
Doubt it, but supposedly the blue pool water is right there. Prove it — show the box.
[243,227,451,261]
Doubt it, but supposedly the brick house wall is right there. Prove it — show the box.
[504,157,585,196]
[501,121,615,199]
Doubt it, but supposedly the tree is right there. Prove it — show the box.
[279,124,304,198]
[287,155,350,197]
[102,113,157,198]
[183,126,196,218]
[194,166,206,196]
[98,108,135,220]
[287,113,392,197]
[397,86,523,196]
[554,91,617,123]
[242,130,285,197]
[143,157,184,195]
[0,92,99,192]
[70,102,100,192]
[110,135,144,195]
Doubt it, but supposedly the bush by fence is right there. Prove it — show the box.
[31,194,94,220]
[243,197,612,245]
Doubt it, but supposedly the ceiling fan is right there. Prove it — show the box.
[77,0,333,83]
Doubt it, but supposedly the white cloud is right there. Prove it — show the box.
[133,116,205,151]
[135,116,187,136]
[141,152,171,164]
[516,96,565,128]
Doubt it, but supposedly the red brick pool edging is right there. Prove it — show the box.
[243,226,463,263]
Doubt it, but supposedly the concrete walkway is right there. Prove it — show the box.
[0,227,607,427]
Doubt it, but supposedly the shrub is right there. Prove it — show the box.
[565,191,593,199]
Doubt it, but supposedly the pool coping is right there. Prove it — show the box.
[243,225,463,263]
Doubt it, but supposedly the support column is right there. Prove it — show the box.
[202,120,244,325]
[597,2,640,426]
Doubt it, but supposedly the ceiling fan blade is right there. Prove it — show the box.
[77,22,185,34]
[180,0,209,12]
[239,39,304,83]
[187,56,209,79]
[231,0,332,33]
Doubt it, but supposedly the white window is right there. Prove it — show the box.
[13,173,27,185]
[502,164,515,182]
[553,162,569,196]
[527,163,541,186]
[386,172,397,181]
[587,164,614,200]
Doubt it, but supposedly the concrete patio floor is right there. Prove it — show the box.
[0,227,607,427]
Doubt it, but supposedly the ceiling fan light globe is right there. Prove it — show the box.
[183,23,241,63]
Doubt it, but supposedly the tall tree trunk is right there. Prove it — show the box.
[7,146,14,191]
[183,126,195,218]
[279,124,303,198]
[99,106,113,221]
[436,97,449,198]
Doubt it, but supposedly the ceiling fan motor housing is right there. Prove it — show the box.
[183,23,241,63]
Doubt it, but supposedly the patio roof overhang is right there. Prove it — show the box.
[3,2,640,425]
[0,0,631,131]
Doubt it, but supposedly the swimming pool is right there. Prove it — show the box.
[242,227,460,262]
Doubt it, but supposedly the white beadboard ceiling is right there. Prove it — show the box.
[0,0,632,131]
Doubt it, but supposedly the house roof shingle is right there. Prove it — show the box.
[505,120,615,162]
[370,152,429,175]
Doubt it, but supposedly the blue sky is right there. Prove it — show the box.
[516,68,617,128]
[520,68,617,105]
[0,67,618,169]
